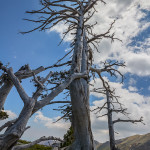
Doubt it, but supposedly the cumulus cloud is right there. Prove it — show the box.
[21,111,70,141]
[21,111,71,140]
[34,111,70,130]
[0,110,17,134]
[5,110,17,119]
[128,86,138,92]
[48,0,150,76]
[48,22,74,42]
[92,0,150,76]
[129,78,137,85]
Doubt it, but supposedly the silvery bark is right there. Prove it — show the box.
[0,66,86,150]
[0,66,45,112]
[12,136,63,150]
[0,100,35,150]
[69,9,94,150]
[106,91,117,150]
[0,81,13,111]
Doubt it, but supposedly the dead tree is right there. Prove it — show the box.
[91,61,144,150]
[0,62,86,150]
[0,0,124,149]
[20,0,122,149]
[0,63,45,112]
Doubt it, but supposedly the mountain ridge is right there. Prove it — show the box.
[97,133,150,150]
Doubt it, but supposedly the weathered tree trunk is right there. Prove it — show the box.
[0,81,13,111]
[0,65,84,150]
[69,9,94,150]
[106,91,118,150]
[69,79,94,150]
[0,100,35,150]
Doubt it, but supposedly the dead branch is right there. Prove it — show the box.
[113,117,145,125]
[1,66,30,104]
[33,72,88,112]
[12,136,63,150]
[0,119,17,132]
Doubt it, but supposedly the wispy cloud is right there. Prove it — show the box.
[128,86,138,92]
[129,78,137,85]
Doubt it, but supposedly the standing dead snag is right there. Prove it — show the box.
[91,61,144,150]
[106,90,144,150]
[106,90,116,150]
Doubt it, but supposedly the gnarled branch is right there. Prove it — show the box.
[12,136,63,150]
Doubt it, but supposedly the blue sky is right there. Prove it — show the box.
[0,0,70,117]
[0,0,150,143]
[0,0,70,69]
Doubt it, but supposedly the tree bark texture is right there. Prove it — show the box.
[69,8,94,150]
[106,91,117,150]
[0,81,13,111]
[0,100,35,150]
[69,79,94,150]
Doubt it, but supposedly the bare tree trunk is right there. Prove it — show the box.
[69,79,94,150]
[106,91,117,150]
[69,9,94,149]
[0,100,35,150]
[0,81,13,111]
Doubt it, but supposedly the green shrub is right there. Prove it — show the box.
[0,111,9,120]
[61,126,74,148]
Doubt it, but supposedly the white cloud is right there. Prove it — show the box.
[48,0,150,76]
[129,78,137,85]
[21,111,71,141]
[34,111,70,130]
[48,22,74,42]
[5,110,17,119]
[92,0,150,76]
[128,86,138,92]
[0,110,17,134]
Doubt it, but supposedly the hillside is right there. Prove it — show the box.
[97,133,150,150]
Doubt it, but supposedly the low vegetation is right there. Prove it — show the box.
[18,140,52,150]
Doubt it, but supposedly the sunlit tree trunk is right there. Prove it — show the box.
[69,9,94,150]
[0,100,35,150]
[0,81,13,111]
